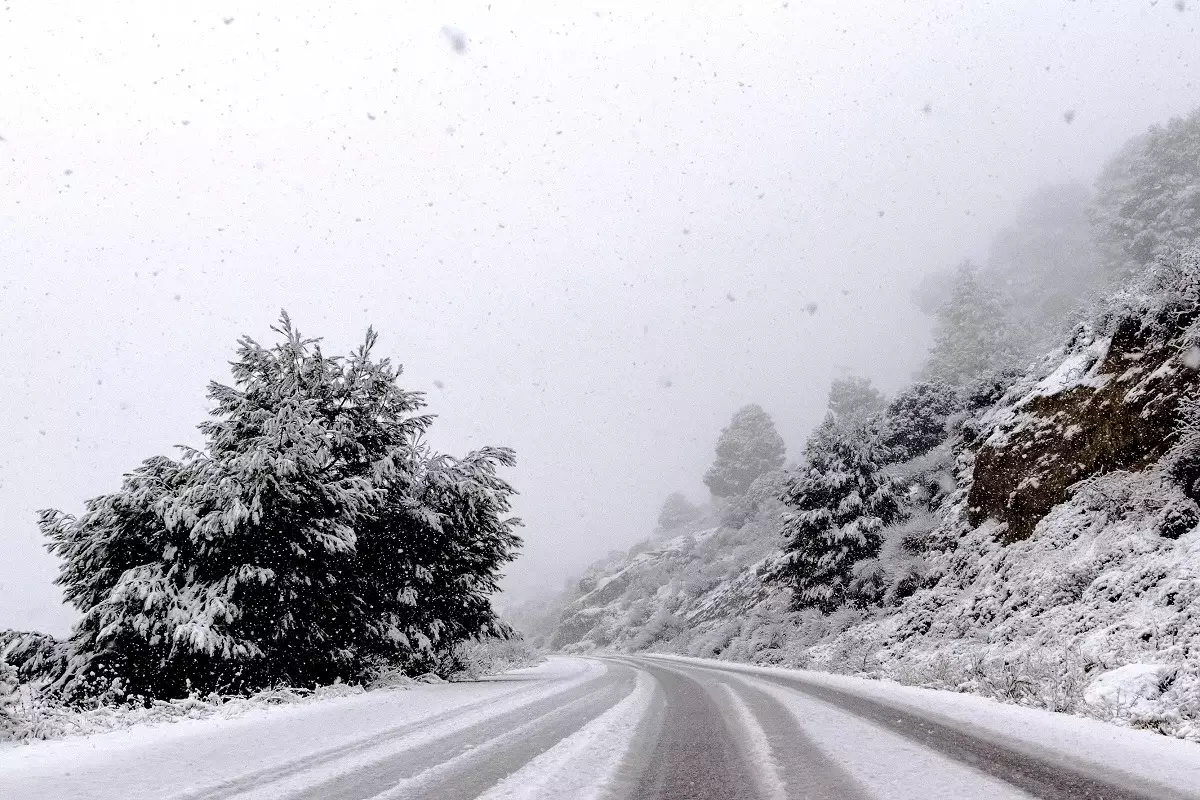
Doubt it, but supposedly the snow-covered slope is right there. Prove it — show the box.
[547,502,790,658]
[540,256,1200,742]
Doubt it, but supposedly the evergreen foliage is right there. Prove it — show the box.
[880,381,960,462]
[923,262,1027,387]
[703,404,786,498]
[1091,108,1200,279]
[719,469,788,529]
[0,630,67,685]
[774,408,901,613]
[656,492,701,533]
[0,656,19,737]
[39,314,521,700]
[826,376,885,425]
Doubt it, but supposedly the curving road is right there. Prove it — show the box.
[3,655,1199,800]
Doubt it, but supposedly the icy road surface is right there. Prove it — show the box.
[2,655,1198,800]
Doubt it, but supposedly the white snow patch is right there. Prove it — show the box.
[1029,336,1110,399]
[1084,663,1174,709]
[473,667,656,800]
[717,683,788,800]
[0,658,599,800]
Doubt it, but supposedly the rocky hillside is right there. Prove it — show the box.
[537,251,1200,742]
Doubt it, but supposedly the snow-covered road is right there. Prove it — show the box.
[2,655,1198,800]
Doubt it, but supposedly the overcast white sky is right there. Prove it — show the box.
[2,1,1198,634]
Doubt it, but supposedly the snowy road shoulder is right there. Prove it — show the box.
[647,654,1200,798]
[0,657,600,800]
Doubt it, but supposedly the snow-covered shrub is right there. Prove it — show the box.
[1,677,365,743]
[1167,389,1200,504]
[0,657,24,740]
[1093,244,1200,338]
[442,636,543,680]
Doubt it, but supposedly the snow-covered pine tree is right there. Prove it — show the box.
[826,375,885,425]
[656,492,701,534]
[922,262,1028,387]
[0,656,20,739]
[354,445,521,676]
[703,404,786,498]
[40,314,520,700]
[1091,108,1200,280]
[880,380,960,462]
[773,408,901,613]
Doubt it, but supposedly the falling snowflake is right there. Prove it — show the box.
[441,26,468,53]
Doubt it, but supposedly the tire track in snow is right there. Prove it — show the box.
[713,682,790,800]
[301,661,638,800]
[470,665,659,800]
[171,660,611,800]
[623,660,759,800]
[716,668,1028,800]
[650,656,1193,800]
[639,658,871,800]
[745,668,1186,800]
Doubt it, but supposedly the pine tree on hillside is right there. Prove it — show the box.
[703,404,787,498]
[881,380,960,462]
[1091,108,1200,279]
[773,413,901,613]
[656,492,701,533]
[826,376,886,426]
[923,262,1027,387]
[40,314,520,700]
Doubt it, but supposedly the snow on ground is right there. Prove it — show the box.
[715,682,789,800]
[554,461,1200,743]
[473,666,657,800]
[0,658,598,800]
[656,655,1200,793]
[736,672,1031,800]
[1083,663,1178,709]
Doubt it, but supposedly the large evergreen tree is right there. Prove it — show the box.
[773,409,900,612]
[703,404,786,499]
[40,315,520,700]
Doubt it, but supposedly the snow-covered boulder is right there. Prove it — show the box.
[1084,663,1176,709]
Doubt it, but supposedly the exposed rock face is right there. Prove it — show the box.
[969,316,1197,542]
